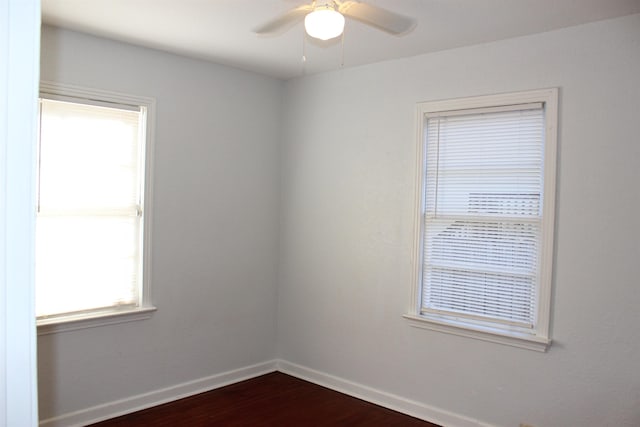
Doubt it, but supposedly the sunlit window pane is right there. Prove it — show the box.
[38,100,141,211]
[36,98,145,319]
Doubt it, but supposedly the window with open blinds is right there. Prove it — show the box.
[36,86,153,324]
[408,89,557,351]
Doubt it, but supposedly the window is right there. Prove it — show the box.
[405,89,558,351]
[36,82,156,333]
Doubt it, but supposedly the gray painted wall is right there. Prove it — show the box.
[38,25,282,420]
[39,13,640,427]
[278,14,640,427]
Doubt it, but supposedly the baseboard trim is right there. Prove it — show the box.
[276,359,496,427]
[39,360,278,427]
[40,358,496,427]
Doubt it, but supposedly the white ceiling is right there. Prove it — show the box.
[41,0,640,80]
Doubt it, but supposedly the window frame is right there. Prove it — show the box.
[36,81,157,335]
[404,88,558,352]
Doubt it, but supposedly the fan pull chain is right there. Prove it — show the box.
[301,30,307,75]
[340,24,345,68]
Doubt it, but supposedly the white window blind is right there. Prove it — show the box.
[422,104,544,329]
[36,98,146,319]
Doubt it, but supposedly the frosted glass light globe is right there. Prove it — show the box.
[304,8,345,40]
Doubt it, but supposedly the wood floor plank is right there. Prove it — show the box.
[88,372,440,426]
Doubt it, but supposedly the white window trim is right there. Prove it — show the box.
[37,307,157,336]
[36,81,157,334]
[405,88,558,352]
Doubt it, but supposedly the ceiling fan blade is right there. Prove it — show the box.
[254,4,313,35]
[338,1,416,35]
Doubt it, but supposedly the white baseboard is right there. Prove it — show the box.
[39,360,278,427]
[276,359,496,427]
[40,358,496,427]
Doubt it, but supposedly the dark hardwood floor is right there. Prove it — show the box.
[89,372,440,426]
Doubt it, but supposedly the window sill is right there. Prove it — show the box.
[37,306,157,336]
[403,313,551,352]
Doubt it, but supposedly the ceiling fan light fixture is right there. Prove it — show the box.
[304,6,345,40]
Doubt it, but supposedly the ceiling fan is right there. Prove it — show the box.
[254,1,416,41]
